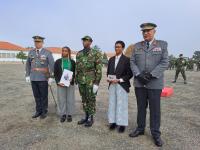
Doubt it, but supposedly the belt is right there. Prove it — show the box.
[32,68,49,73]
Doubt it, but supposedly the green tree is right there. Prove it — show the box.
[102,52,108,65]
[92,45,101,51]
[16,51,27,64]
[193,51,200,60]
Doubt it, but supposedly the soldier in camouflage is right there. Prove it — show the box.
[172,54,187,84]
[76,36,102,127]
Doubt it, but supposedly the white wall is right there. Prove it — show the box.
[0,50,76,62]
[0,50,28,62]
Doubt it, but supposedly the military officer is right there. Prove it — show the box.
[172,54,187,84]
[25,36,54,119]
[129,23,169,147]
[76,36,102,127]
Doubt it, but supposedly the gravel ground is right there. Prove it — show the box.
[0,64,200,150]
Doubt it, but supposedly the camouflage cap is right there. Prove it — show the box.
[32,35,45,42]
[81,35,93,42]
[140,23,157,31]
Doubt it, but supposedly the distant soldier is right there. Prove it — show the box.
[169,59,175,70]
[76,36,102,127]
[25,36,54,119]
[172,54,187,84]
[197,60,200,71]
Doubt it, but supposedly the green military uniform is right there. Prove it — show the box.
[173,54,187,84]
[76,36,102,116]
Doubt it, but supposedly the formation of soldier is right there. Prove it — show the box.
[168,55,200,71]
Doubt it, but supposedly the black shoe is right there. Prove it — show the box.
[109,123,117,130]
[40,113,47,119]
[118,126,125,133]
[78,114,88,125]
[153,137,163,147]
[129,129,144,138]
[67,115,72,122]
[60,115,66,123]
[172,80,176,83]
[32,112,41,118]
[85,115,94,127]
[184,80,187,84]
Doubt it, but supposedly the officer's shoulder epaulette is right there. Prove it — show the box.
[135,41,144,46]
[28,49,35,54]
[77,50,84,54]
[156,40,168,45]
[43,48,52,54]
[76,50,83,56]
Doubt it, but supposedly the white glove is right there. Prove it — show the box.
[25,76,30,83]
[48,78,54,86]
[93,84,99,94]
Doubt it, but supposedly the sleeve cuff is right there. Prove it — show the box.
[119,78,124,83]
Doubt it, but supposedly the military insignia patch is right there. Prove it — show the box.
[153,47,162,52]
[40,55,47,60]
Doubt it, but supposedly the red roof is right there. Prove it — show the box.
[46,47,77,54]
[0,41,26,51]
[0,41,113,57]
[25,47,77,54]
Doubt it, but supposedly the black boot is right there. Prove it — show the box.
[109,123,117,130]
[118,126,126,133]
[153,137,163,147]
[184,80,187,84]
[60,115,66,123]
[129,129,144,138]
[78,113,88,125]
[40,113,47,119]
[172,80,176,83]
[67,115,72,122]
[85,115,94,127]
[32,112,41,118]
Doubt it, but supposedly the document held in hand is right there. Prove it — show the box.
[107,75,117,81]
[59,69,73,87]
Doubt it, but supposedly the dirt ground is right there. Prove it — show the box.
[0,64,200,150]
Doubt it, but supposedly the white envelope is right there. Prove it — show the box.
[107,75,117,81]
[59,69,73,87]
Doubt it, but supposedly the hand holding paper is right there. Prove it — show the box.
[60,69,73,87]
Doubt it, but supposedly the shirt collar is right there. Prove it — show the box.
[145,38,155,45]
[115,53,122,59]
[36,48,42,52]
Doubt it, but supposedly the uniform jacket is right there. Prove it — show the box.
[25,48,55,81]
[107,54,133,93]
[76,48,102,86]
[175,58,187,70]
[130,40,169,89]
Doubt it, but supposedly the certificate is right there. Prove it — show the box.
[107,75,117,81]
[59,69,73,87]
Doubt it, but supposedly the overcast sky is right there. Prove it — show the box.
[1,0,199,57]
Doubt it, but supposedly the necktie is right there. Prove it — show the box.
[146,42,150,49]
[36,49,39,56]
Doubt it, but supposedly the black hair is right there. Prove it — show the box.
[62,46,71,58]
[115,40,125,48]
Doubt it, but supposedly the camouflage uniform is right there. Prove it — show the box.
[174,57,187,82]
[76,48,102,115]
